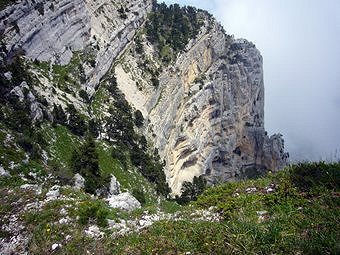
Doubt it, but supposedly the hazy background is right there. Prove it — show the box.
[162,0,340,162]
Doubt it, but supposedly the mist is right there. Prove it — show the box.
[162,0,340,162]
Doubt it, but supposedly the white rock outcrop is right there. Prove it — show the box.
[46,185,60,200]
[0,166,10,177]
[0,0,288,195]
[73,173,85,190]
[109,174,121,195]
[0,0,152,90]
[106,192,141,211]
[84,225,104,239]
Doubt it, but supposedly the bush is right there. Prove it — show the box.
[17,135,41,160]
[79,90,90,103]
[130,145,170,197]
[151,76,159,88]
[111,148,127,169]
[52,104,67,125]
[78,200,109,227]
[134,110,144,128]
[145,3,203,59]
[132,188,146,205]
[289,162,340,192]
[88,118,100,138]
[176,175,206,204]
[66,104,87,136]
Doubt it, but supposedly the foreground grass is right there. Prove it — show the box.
[115,162,340,254]
[1,162,339,254]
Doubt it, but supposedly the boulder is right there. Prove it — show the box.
[106,192,141,211]
[73,173,85,190]
[0,166,10,177]
[84,225,104,238]
[109,174,121,195]
[46,185,60,200]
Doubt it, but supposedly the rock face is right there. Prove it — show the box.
[154,35,289,194]
[115,17,289,194]
[0,0,152,90]
[0,1,288,195]
[0,0,90,65]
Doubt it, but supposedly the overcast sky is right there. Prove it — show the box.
[162,0,340,162]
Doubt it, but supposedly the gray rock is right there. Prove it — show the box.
[46,185,60,199]
[20,184,42,195]
[51,243,62,251]
[109,175,120,195]
[0,0,288,196]
[128,19,288,195]
[106,192,141,211]
[84,225,104,238]
[0,166,10,177]
[73,173,85,190]
[4,72,12,80]
[0,0,153,92]
[10,82,28,102]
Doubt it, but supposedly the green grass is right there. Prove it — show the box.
[111,220,229,254]
[43,124,80,169]
[114,162,340,254]
[0,127,26,170]
[91,84,109,117]
[1,161,338,254]
[96,142,158,205]
[41,124,159,204]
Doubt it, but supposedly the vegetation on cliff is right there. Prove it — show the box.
[146,3,203,63]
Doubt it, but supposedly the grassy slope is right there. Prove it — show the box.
[113,162,340,254]
[41,124,158,203]
[1,131,339,254]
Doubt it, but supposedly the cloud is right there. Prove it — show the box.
[161,0,340,161]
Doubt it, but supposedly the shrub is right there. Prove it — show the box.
[176,175,206,204]
[289,162,340,192]
[66,104,87,136]
[134,110,144,128]
[111,148,127,169]
[79,90,90,103]
[88,119,100,138]
[78,200,109,227]
[151,76,159,88]
[145,3,203,60]
[132,188,146,205]
[52,104,67,125]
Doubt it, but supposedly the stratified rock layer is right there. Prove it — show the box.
[116,18,289,194]
[0,0,152,90]
[0,1,288,195]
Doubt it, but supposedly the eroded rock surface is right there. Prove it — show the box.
[115,18,289,194]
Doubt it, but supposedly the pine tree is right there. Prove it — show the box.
[71,135,102,194]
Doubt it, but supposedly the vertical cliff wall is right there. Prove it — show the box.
[113,13,289,194]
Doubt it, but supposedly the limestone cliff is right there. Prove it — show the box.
[113,14,289,194]
[0,0,288,195]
